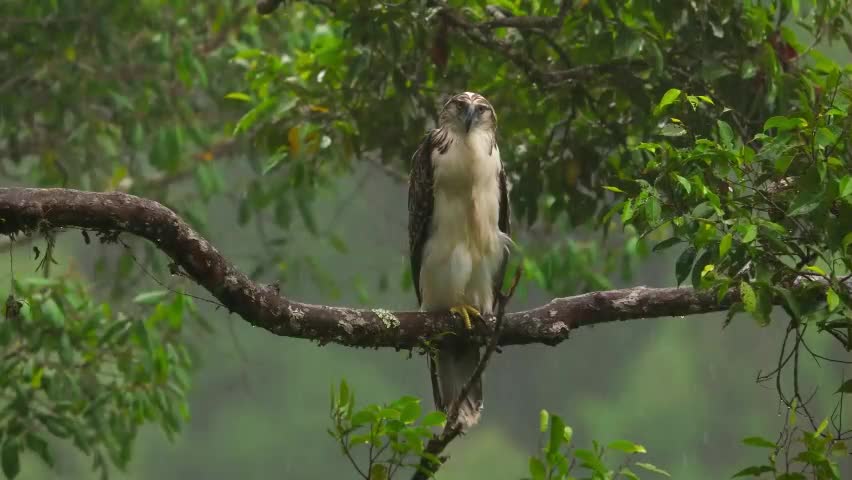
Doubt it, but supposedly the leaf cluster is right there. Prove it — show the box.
[0,278,195,479]
[328,380,447,479]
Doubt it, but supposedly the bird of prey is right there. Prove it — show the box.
[408,91,511,430]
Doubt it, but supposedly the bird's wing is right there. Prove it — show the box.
[408,131,435,307]
[498,163,510,236]
[493,161,511,303]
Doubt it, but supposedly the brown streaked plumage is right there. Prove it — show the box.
[408,91,510,429]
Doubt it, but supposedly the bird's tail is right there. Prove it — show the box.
[429,344,482,430]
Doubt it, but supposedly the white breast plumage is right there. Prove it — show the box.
[418,129,505,314]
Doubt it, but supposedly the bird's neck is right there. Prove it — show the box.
[433,128,499,193]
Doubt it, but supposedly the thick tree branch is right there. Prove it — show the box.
[0,187,747,349]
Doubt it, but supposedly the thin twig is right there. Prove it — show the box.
[118,238,225,309]
[412,264,523,480]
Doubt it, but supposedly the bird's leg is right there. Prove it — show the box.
[449,304,480,330]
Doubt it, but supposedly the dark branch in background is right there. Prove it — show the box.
[0,187,838,351]
[256,0,285,15]
[480,0,571,30]
[431,0,640,87]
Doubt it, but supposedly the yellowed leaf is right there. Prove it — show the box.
[288,127,300,155]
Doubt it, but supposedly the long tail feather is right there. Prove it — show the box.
[430,344,482,430]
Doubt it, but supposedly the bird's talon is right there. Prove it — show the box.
[450,305,480,330]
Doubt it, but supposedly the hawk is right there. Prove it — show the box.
[408,92,511,430]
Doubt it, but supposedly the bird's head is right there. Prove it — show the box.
[438,91,497,135]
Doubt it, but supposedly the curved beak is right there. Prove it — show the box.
[464,104,476,132]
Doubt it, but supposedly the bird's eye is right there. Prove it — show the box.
[476,105,488,113]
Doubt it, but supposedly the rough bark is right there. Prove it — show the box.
[0,187,739,349]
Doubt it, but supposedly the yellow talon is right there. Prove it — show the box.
[450,305,480,330]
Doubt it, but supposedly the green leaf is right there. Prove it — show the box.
[233,97,275,134]
[529,457,546,480]
[1,442,19,479]
[224,92,251,102]
[603,185,625,193]
[539,409,549,433]
[774,155,793,174]
[328,233,349,254]
[660,123,687,137]
[99,321,131,347]
[653,237,682,252]
[815,417,828,435]
[742,436,777,449]
[732,465,774,477]
[815,127,838,148]
[351,409,377,427]
[25,434,52,468]
[717,120,734,147]
[348,433,371,446]
[421,411,446,427]
[719,233,733,258]
[635,462,671,477]
[656,88,682,114]
[763,116,807,131]
[803,265,826,276]
[837,379,852,394]
[675,247,697,286]
[645,196,661,224]
[742,224,758,244]
[31,366,44,389]
[369,464,388,480]
[674,174,692,194]
[296,192,318,235]
[740,282,757,313]
[563,425,573,444]
[787,190,823,216]
[826,288,839,312]
[839,176,852,198]
[622,199,635,223]
[378,408,400,420]
[548,415,565,454]
[608,439,647,454]
[42,298,65,327]
[400,401,421,424]
[132,290,170,304]
[262,151,286,176]
[574,449,607,474]
[620,467,640,480]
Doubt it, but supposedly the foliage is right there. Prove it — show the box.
[0,1,247,193]
[0,277,195,479]
[328,387,676,480]
[232,0,852,296]
[617,47,852,393]
[328,380,447,479]
[733,408,847,480]
[527,409,670,480]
